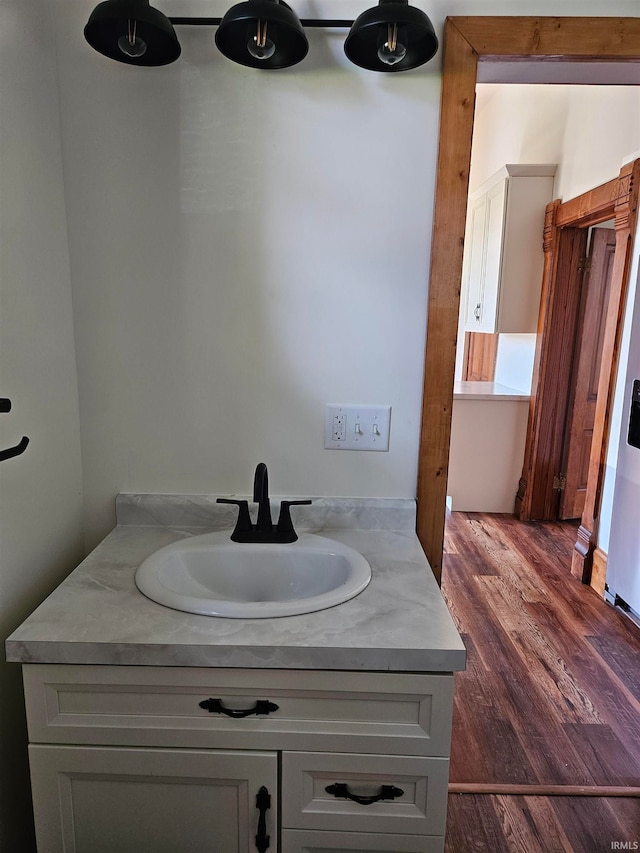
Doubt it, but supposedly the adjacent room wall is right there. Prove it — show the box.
[469,84,640,201]
[0,1,84,848]
[454,83,640,532]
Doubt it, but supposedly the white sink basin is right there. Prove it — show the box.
[135,531,372,618]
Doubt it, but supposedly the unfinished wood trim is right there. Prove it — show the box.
[449,782,640,798]
[417,17,640,583]
[416,19,477,584]
[445,17,640,58]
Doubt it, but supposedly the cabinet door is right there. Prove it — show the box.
[462,192,489,331]
[463,178,508,334]
[479,178,508,332]
[29,745,277,853]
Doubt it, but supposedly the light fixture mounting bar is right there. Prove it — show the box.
[302,19,354,27]
[168,17,354,28]
[169,17,223,25]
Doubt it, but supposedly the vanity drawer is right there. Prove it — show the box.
[281,829,443,853]
[23,665,454,756]
[281,751,449,836]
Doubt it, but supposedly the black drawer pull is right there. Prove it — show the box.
[325,782,404,805]
[199,698,279,718]
[0,399,29,462]
[0,435,29,462]
[255,786,271,852]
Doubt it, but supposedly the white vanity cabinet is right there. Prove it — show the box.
[22,665,454,853]
[462,164,556,334]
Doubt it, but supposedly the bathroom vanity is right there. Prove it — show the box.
[6,495,465,853]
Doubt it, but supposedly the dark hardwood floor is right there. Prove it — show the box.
[442,511,640,852]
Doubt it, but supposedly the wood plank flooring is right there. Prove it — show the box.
[442,512,640,852]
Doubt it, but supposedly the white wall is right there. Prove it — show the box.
[494,334,536,393]
[599,212,640,553]
[468,85,570,195]
[606,235,640,606]
[54,0,441,549]
[469,84,640,200]
[50,2,640,550]
[1,0,639,845]
[556,88,640,200]
[0,1,84,848]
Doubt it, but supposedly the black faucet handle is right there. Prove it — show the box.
[216,499,253,541]
[276,500,312,543]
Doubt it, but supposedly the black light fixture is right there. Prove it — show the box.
[344,0,438,72]
[84,0,181,66]
[83,0,438,71]
[214,0,308,69]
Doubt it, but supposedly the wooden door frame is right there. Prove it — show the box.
[515,163,640,584]
[416,17,640,583]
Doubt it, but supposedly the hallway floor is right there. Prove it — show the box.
[441,512,640,852]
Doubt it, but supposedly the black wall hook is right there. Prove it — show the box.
[0,398,30,462]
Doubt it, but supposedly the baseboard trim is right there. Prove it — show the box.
[591,546,608,597]
[449,783,640,798]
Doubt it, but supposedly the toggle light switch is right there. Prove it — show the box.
[324,405,391,451]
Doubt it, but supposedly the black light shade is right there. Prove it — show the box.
[84,0,181,66]
[344,0,438,72]
[215,0,308,69]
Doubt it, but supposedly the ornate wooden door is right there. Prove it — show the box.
[559,227,616,520]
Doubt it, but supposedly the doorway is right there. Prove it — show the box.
[515,163,640,586]
[416,17,640,584]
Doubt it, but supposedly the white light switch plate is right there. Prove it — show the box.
[324,404,391,451]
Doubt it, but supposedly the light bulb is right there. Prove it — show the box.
[247,19,276,61]
[377,22,407,66]
[118,19,147,58]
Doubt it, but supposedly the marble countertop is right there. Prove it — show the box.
[5,495,466,673]
[454,381,530,401]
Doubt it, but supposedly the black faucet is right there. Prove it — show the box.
[217,463,311,543]
[253,462,273,536]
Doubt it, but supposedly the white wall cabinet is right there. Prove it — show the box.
[462,164,556,334]
[22,665,455,853]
